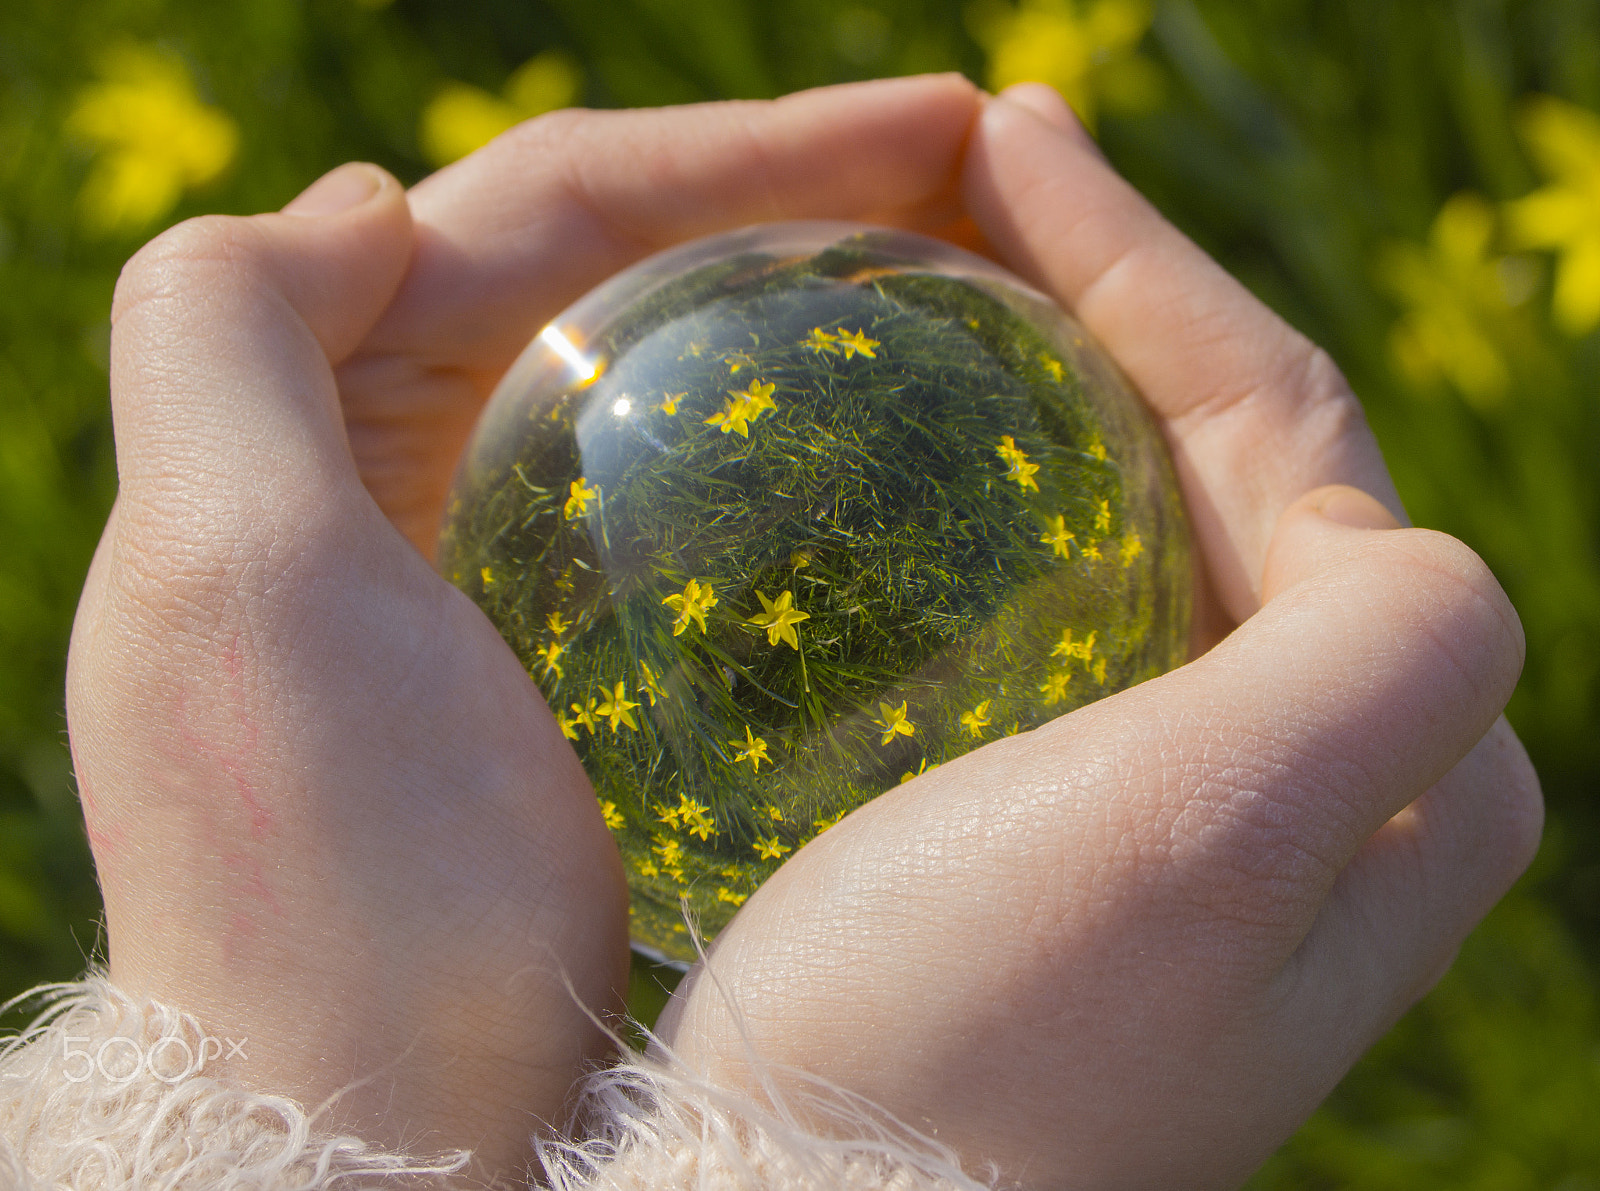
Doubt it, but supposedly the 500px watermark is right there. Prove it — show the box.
[60,1033,248,1084]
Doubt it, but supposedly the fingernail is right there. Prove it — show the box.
[283,163,385,217]
[1313,485,1402,531]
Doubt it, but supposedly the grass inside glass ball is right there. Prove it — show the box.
[439,222,1191,963]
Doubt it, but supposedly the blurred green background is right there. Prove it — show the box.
[2,0,1598,1184]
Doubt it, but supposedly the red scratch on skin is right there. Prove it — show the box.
[173,679,277,842]
[222,852,285,918]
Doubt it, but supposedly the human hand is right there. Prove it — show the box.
[659,85,1544,1190]
[64,75,983,1174]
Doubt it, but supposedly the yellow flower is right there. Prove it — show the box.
[812,809,846,832]
[662,578,719,636]
[564,477,599,519]
[480,566,495,587]
[900,757,931,784]
[732,379,778,421]
[747,589,811,650]
[1505,95,1600,335]
[1093,498,1112,535]
[535,640,565,679]
[674,794,716,840]
[1119,532,1144,566]
[595,682,640,733]
[419,50,581,167]
[555,710,579,741]
[765,805,785,822]
[546,611,570,635]
[637,859,659,877]
[754,835,791,861]
[716,887,748,906]
[805,326,840,354]
[65,43,239,236]
[1377,193,1520,408]
[725,350,757,374]
[1040,671,1072,705]
[570,697,600,735]
[639,660,668,706]
[834,328,881,359]
[653,835,684,867]
[1082,541,1102,562]
[1086,436,1107,462]
[1052,628,1097,663]
[996,435,1041,491]
[732,725,771,773]
[658,391,684,415]
[599,800,625,831]
[970,0,1159,132]
[1091,656,1107,684]
[872,701,915,746]
[1040,354,1064,381]
[960,699,994,738]
[1040,514,1076,559]
[654,800,682,829]
[705,396,754,437]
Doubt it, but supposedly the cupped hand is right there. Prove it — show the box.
[660,86,1544,1189]
[65,75,982,1174]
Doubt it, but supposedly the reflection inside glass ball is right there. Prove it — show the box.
[439,222,1191,963]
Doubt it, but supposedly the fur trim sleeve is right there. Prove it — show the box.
[0,976,992,1191]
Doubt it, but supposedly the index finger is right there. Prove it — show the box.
[961,88,1404,623]
[363,74,983,375]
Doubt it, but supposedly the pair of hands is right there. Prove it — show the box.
[67,74,1540,1189]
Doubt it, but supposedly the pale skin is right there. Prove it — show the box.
[67,74,1541,1188]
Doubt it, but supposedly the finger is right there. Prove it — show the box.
[994,81,1105,160]
[1121,487,1524,951]
[961,94,1403,623]
[363,74,982,373]
[1280,714,1542,1035]
[108,163,412,504]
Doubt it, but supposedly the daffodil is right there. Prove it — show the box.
[705,396,754,437]
[675,794,716,840]
[754,835,791,861]
[546,611,570,635]
[595,682,640,732]
[765,805,785,822]
[996,435,1041,491]
[732,725,771,772]
[1052,628,1097,663]
[658,391,683,415]
[805,326,840,354]
[419,50,581,167]
[654,800,682,829]
[1505,95,1600,335]
[835,328,880,359]
[638,660,668,706]
[970,0,1159,132]
[564,477,599,519]
[600,800,625,831]
[662,579,718,636]
[872,701,915,746]
[556,710,579,741]
[961,699,994,738]
[1040,515,1076,559]
[1377,193,1521,408]
[1082,541,1102,562]
[1040,671,1072,704]
[747,590,811,650]
[534,641,564,679]
[65,43,239,236]
[733,379,778,421]
[570,698,600,735]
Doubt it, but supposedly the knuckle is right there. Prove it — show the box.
[111,215,268,324]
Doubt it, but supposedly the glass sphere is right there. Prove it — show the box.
[439,222,1191,963]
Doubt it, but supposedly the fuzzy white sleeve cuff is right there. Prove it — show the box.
[0,975,990,1190]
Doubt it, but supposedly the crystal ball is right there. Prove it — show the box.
[439,222,1191,963]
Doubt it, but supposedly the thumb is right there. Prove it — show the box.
[108,163,412,504]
